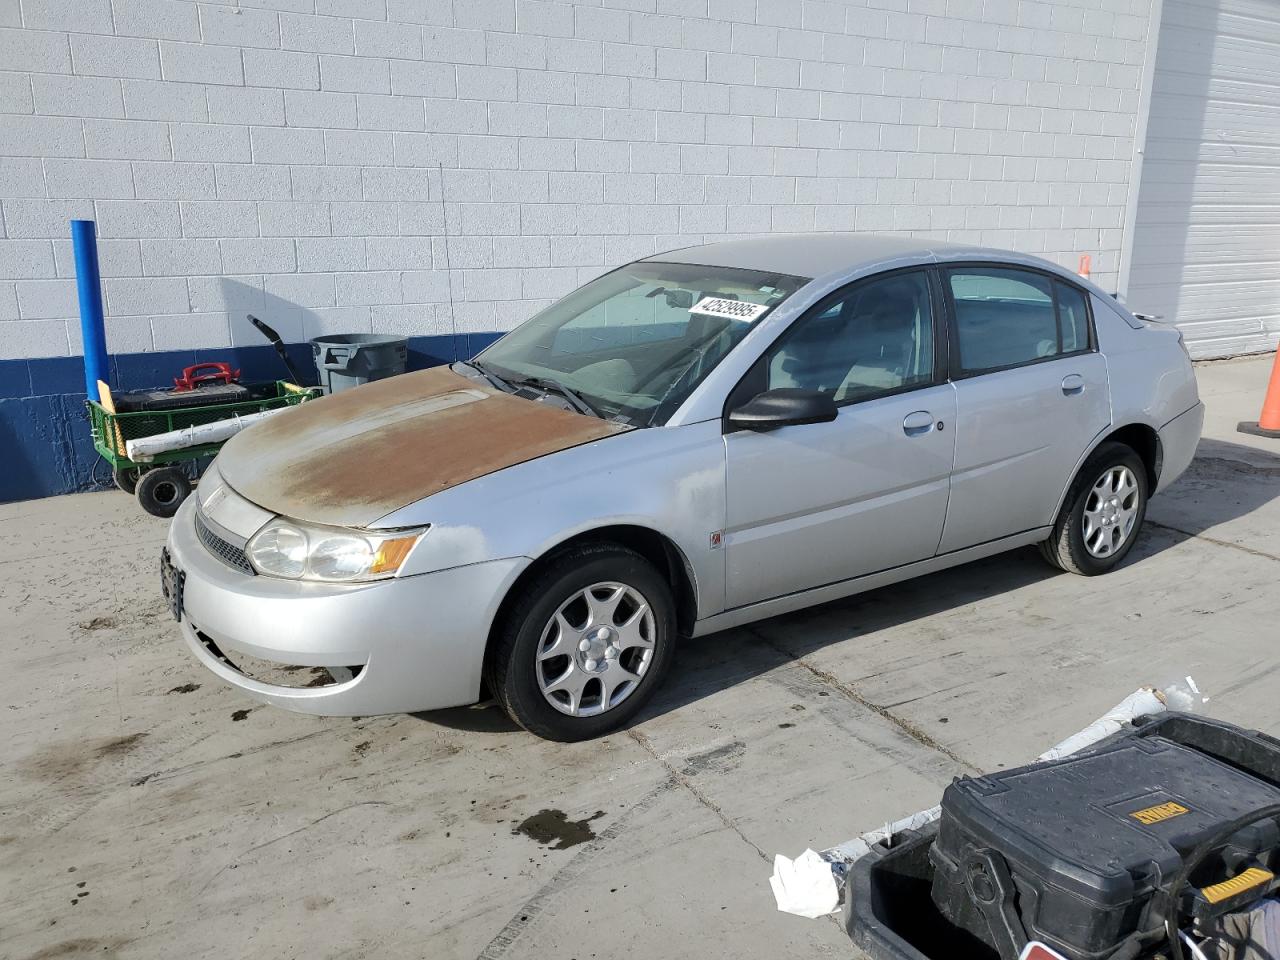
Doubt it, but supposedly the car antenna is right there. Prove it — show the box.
[437,159,460,359]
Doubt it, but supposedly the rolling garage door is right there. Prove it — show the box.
[1127,0,1280,358]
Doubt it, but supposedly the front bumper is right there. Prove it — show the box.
[166,497,529,716]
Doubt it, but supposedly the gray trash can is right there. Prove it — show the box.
[310,333,408,393]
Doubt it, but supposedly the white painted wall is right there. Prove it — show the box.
[1127,0,1280,359]
[0,0,1155,362]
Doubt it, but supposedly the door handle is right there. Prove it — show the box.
[1061,374,1085,395]
[903,410,935,436]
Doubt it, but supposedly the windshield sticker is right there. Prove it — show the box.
[690,297,769,323]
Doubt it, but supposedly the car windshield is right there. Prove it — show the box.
[472,261,809,425]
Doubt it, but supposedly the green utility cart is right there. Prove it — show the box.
[89,380,318,517]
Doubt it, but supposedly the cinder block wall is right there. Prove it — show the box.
[0,0,1155,362]
[0,0,1154,499]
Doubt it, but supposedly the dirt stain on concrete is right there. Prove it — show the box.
[20,936,131,959]
[680,740,745,776]
[99,733,146,757]
[513,809,605,850]
[78,616,117,632]
[20,733,148,783]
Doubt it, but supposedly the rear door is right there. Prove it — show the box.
[938,266,1111,553]
[722,269,956,607]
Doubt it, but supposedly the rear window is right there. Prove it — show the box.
[947,268,1091,374]
[1056,282,1090,353]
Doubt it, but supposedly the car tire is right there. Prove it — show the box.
[1040,441,1149,576]
[135,467,192,519]
[485,543,676,742]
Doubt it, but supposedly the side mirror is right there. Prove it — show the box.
[727,388,838,431]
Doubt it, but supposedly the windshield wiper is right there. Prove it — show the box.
[458,359,512,392]
[506,375,602,419]
[462,361,609,421]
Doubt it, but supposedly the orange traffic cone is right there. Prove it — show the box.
[1238,347,1280,438]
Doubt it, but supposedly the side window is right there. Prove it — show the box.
[766,271,935,403]
[1055,281,1091,353]
[948,268,1058,373]
[947,268,1094,374]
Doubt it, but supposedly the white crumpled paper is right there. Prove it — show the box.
[769,849,843,918]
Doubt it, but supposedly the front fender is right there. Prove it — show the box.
[380,420,728,619]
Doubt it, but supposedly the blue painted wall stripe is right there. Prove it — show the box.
[0,332,501,504]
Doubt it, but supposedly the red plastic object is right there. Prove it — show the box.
[173,362,240,391]
[1020,943,1071,960]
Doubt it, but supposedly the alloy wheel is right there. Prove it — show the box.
[1082,465,1141,558]
[535,581,656,717]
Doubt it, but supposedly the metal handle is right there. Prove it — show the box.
[903,410,935,436]
[247,313,283,346]
[1061,374,1085,395]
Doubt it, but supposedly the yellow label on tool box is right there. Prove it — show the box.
[1129,801,1190,825]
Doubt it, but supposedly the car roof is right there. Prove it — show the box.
[645,232,1005,280]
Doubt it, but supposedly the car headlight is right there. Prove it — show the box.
[246,519,427,582]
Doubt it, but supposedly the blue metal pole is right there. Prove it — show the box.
[71,219,109,401]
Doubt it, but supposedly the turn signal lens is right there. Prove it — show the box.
[370,535,421,575]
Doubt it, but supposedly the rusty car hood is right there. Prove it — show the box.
[216,367,632,527]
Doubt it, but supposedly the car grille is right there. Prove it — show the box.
[194,511,255,576]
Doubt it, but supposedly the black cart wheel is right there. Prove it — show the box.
[135,468,192,518]
[112,466,140,495]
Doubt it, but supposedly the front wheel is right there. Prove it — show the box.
[1040,441,1149,575]
[485,544,676,741]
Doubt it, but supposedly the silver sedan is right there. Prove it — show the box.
[165,234,1203,740]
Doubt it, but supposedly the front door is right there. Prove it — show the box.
[937,266,1112,552]
[723,269,957,609]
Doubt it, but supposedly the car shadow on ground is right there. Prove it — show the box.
[1147,438,1280,541]
[422,438,1280,735]
[420,550,1064,736]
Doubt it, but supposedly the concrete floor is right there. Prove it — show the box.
[2,355,1279,960]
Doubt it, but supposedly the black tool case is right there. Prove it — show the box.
[113,382,257,412]
[927,714,1280,960]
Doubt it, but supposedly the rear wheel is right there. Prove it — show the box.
[485,544,676,741]
[1040,441,1148,575]
[135,467,191,519]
